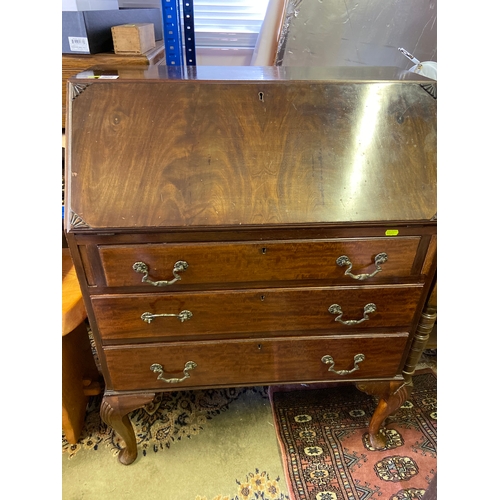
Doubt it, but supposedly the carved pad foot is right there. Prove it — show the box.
[100,392,155,465]
[118,445,138,466]
[369,428,390,450]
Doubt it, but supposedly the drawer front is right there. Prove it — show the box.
[92,284,423,342]
[98,237,421,287]
[104,333,409,391]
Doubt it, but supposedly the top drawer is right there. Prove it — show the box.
[97,237,421,288]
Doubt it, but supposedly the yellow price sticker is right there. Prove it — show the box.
[385,229,399,236]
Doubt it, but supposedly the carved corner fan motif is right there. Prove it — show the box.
[70,212,90,229]
[70,83,89,100]
[420,83,437,99]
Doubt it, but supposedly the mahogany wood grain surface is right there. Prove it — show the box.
[66,70,436,229]
[103,333,409,391]
[98,237,420,287]
[64,67,437,465]
[91,284,422,342]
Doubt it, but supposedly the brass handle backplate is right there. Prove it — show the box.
[328,303,376,325]
[336,252,388,280]
[133,260,188,286]
[321,353,365,375]
[150,361,197,384]
[141,310,193,323]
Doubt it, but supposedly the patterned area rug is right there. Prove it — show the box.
[63,330,435,500]
[63,386,291,500]
[269,372,437,500]
[194,469,290,500]
[62,386,269,459]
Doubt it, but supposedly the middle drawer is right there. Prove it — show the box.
[92,284,423,342]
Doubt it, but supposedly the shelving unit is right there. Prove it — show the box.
[162,0,196,66]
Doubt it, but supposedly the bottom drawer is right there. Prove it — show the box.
[104,333,409,391]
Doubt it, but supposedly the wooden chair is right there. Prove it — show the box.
[62,248,101,444]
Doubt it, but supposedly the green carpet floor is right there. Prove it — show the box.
[63,388,290,500]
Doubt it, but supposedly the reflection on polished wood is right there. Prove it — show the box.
[65,67,436,464]
[66,66,436,229]
[62,41,165,128]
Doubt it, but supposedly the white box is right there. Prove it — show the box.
[118,1,161,7]
[62,8,163,54]
[62,0,119,11]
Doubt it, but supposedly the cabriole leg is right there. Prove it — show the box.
[100,392,155,465]
[357,305,437,449]
[357,381,411,449]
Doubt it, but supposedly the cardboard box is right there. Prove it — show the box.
[112,23,155,54]
[62,8,162,54]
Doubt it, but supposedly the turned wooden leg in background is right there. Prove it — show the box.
[357,289,437,449]
[100,392,155,465]
[62,321,102,444]
[403,307,437,381]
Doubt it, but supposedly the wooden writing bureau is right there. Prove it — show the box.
[64,66,437,465]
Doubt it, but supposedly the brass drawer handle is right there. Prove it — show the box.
[328,303,376,325]
[150,361,197,384]
[133,260,188,286]
[336,252,388,280]
[141,310,193,323]
[321,353,365,375]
